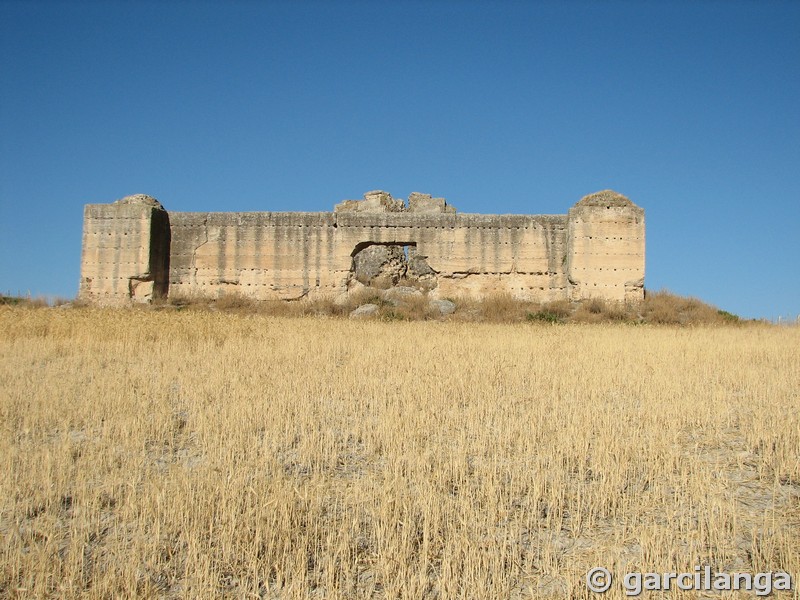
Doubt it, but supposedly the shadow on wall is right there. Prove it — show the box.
[131,205,170,302]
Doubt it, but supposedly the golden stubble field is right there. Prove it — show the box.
[1,307,798,599]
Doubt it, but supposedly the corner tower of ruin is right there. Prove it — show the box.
[79,194,170,305]
[566,190,645,303]
[78,190,644,306]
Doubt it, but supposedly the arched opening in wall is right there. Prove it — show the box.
[350,241,437,291]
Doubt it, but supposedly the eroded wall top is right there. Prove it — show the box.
[334,190,456,214]
[111,193,165,210]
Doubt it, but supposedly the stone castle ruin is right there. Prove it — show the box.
[78,190,645,306]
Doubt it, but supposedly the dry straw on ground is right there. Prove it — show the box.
[1,307,798,598]
[155,289,761,326]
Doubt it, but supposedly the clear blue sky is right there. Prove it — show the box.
[1,1,798,320]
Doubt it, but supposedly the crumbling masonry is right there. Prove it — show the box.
[78,190,645,306]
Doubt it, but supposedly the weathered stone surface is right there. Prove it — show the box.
[383,286,423,303]
[349,304,379,319]
[78,196,170,306]
[112,193,165,210]
[352,244,406,288]
[407,253,436,277]
[567,190,645,302]
[335,190,455,214]
[79,189,644,306]
[407,192,455,214]
[573,189,634,209]
[335,190,405,213]
[430,299,456,315]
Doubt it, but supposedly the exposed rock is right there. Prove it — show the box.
[335,190,455,213]
[407,192,455,214]
[352,244,406,288]
[349,243,439,293]
[405,250,437,291]
[407,253,436,277]
[574,189,634,209]
[349,304,379,319]
[383,286,423,303]
[429,299,456,315]
[335,190,405,213]
[364,190,404,211]
[333,292,350,307]
[113,194,165,210]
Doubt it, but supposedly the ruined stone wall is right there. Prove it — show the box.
[567,191,646,302]
[79,195,170,305]
[333,212,570,302]
[168,212,340,301]
[78,190,644,306]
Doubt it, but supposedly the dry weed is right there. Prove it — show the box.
[1,307,797,598]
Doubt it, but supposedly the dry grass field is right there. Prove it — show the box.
[1,306,798,598]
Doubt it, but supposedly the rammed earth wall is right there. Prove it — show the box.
[78,190,645,306]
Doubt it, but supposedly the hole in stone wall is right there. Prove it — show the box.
[350,241,437,291]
